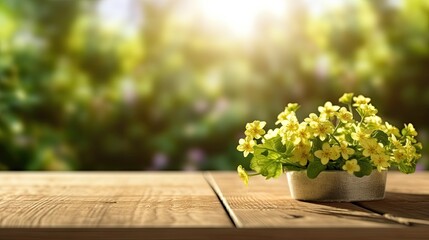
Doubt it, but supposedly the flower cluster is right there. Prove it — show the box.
[237,93,422,185]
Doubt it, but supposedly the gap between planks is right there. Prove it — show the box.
[203,172,240,227]
[204,172,423,228]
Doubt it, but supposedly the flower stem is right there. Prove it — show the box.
[330,134,341,145]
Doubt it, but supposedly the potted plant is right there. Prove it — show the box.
[236,93,422,202]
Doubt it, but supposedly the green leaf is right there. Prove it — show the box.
[371,130,389,146]
[354,158,373,177]
[265,135,286,153]
[345,133,354,143]
[307,159,326,179]
[311,137,323,152]
[250,154,283,179]
[283,163,305,171]
[398,161,416,174]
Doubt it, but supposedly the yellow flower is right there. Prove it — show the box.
[264,128,279,141]
[315,143,340,165]
[339,141,355,160]
[275,104,299,125]
[358,103,378,117]
[391,148,406,163]
[339,93,354,104]
[312,120,334,141]
[237,137,256,157]
[304,113,323,128]
[280,114,299,132]
[237,165,249,186]
[293,122,311,145]
[351,126,370,143]
[364,116,382,127]
[389,134,402,149]
[371,153,390,172]
[245,120,266,139]
[318,101,340,118]
[286,103,300,112]
[342,159,361,174]
[384,122,400,137]
[361,138,384,157]
[404,140,417,162]
[403,123,418,137]
[292,143,312,166]
[353,95,371,107]
[337,107,353,123]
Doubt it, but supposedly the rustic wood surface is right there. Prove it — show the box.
[207,172,429,228]
[0,171,428,240]
[0,172,232,227]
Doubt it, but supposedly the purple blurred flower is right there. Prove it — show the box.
[149,152,169,170]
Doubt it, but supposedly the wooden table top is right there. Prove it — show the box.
[0,171,428,240]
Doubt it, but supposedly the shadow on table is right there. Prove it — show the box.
[302,192,429,225]
[356,192,429,223]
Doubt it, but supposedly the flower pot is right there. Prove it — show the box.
[286,170,387,202]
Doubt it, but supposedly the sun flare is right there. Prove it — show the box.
[195,0,288,37]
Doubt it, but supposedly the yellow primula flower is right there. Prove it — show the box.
[339,93,354,104]
[351,126,370,143]
[280,114,299,132]
[353,95,371,107]
[237,165,249,186]
[245,120,266,139]
[292,143,312,166]
[384,122,400,137]
[312,120,334,141]
[342,159,361,174]
[389,134,403,149]
[339,141,355,160]
[237,137,256,157]
[337,107,353,123]
[403,123,418,137]
[391,148,407,163]
[358,103,378,117]
[361,138,384,158]
[293,122,311,145]
[329,144,341,161]
[318,101,340,118]
[364,116,382,127]
[264,128,279,141]
[315,143,340,165]
[404,140,417,162]
[275,104,299,125]
[304,113,323,128]
[371,153,390,172]
[286,103,300,112]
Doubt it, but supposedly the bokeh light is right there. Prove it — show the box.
[0,0,428,171]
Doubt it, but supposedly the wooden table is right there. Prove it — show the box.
[0,172,428,239]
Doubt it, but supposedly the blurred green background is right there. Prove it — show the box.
[0,0,428,171]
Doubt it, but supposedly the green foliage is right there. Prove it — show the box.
[0,0,428,171]
[371,130,389,146]
[307,160,326,179]
[250,136,293,179]
[398,161,416,174]
[354,158,373,177]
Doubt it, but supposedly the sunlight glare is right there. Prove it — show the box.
[196,0,287,38]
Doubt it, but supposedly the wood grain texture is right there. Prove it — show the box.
[206,172,410,228]
[355,172,429,226]
[0,172,232,227]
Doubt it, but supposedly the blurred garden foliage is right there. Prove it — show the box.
[0,0,428,170]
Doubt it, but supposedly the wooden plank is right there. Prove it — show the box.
[206,172,404,228]
[355,172,429,226]
[0,172,233,227]
[1,228,429,240]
